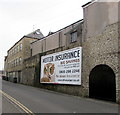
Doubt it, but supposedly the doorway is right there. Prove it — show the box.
[89,65,116,102]
[18,71,21,83]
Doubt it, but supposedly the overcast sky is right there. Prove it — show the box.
[0,0,90,70]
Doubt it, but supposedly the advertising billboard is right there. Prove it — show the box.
[40,47,82,85]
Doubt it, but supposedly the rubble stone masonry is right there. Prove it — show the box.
[83,22,119,102]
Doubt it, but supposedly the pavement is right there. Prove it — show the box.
[2,80,119,114]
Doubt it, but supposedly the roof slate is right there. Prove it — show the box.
[25,29,44,39]
[8,29,44,52]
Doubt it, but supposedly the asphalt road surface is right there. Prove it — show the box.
[2,96,24,113]
[2,80,118,114]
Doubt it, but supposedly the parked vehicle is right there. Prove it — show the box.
[2,76,8,81]
[13,77,17,83]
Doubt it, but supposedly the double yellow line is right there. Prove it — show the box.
[0,90,34,115]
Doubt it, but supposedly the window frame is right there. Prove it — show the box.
[70,31,77,43]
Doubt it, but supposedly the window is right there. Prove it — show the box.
[16,46,18,53]
[9,62,11,67]
[16,58,18,66]
[19,57,22,65]
[15,59,17,66]
[71,31,77,43]
[12,61,14,67]
[10,61,12,67]
[20,44,22,51]
[11,50,13,55]
[16,45,19,53]
[13,60,14,67]
[8,50,12,56]
[12,49,14,55]
[18,45,19,52]
[10,50,12,55]
[14,47,17,54]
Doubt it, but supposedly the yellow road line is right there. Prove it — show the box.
[3,92,32,113]
[0,90,35,115]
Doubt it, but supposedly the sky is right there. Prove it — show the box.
[0,0,91,70]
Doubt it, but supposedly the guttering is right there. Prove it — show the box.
[82,0,97,8]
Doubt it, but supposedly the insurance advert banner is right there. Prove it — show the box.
[40,47,82,85]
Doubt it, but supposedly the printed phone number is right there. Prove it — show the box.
[59,69,80,74]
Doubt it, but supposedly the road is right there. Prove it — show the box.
[2,96,24,113]
[2,80,118,114]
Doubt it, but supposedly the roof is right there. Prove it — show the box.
[82,0,96,8]
[31,19,83,44]
[64,21,83,35]
[24,29,44,39]
[8,29,44,52]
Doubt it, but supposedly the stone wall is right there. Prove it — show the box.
[82,1,119,103]
[22,21,119,103]
[82,22,119,102]
[118,21,120,104]
[22,54,40,86]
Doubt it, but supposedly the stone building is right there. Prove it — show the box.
[82,1,119,102]
[4,29,44,83]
